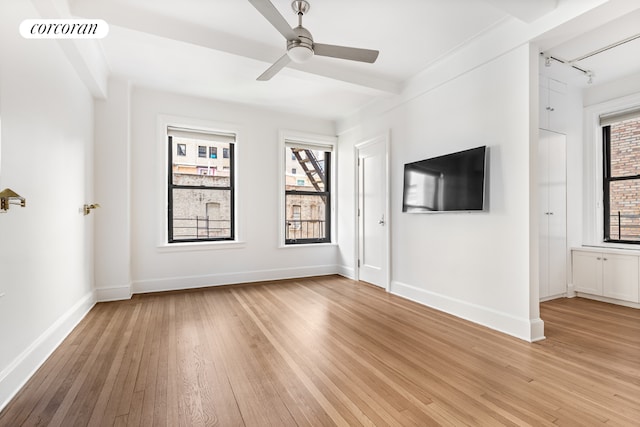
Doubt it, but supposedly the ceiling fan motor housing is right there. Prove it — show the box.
[287,26,314,62]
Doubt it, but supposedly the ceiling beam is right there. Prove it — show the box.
[482,0,558,23]
[30,0,109,99]
[70,1,400,95]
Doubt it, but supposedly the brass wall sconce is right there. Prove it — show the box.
[83,203,100,215]
[0,188,26,212]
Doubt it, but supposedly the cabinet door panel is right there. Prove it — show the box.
[572,251,603,295]
[603,254,639,302]
[548,89,567,134]
[539,84,550,130]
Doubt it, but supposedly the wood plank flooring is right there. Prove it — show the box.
[1,275,639,426]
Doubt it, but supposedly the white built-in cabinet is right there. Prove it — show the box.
[539,76,567,134]
[572,249,640,304]
[539,129,567,299]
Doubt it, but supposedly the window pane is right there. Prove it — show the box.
[609,117,640,178]
[171,188,231,240]
[608,179,640,242]
[198,146,206,158]
[171,137,231,187]
[285,194,327,241]
[286,147,326,192]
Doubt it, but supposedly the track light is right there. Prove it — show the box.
[540,52,595,85]
[586,71,594,85]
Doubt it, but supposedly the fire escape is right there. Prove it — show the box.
[286,148,328,242]
[290,148,324,191]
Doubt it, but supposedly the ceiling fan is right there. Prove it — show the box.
[248,0,380,80]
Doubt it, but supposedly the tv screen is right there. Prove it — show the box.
[402,146,487,212]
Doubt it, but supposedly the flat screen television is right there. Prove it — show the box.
[402,146,487,213]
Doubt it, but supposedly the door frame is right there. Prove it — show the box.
[354,132,391,291]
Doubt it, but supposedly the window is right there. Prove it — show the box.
[223,147,229,159]
[602,109,640,243]
[292,168,297,174]
[285,143,331,244]
[209,146,217,159]
[177,143,186,156]
[291,205,301,230]
[198,145,206,158]
[168,127,235,243]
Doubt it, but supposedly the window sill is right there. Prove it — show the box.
[279,242,337,249]
[157,240,246,253]
[578,244,640,254]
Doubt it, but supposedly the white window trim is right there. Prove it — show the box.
[583,92,640,249]
[156,114,245,250]
[278,129,337,248]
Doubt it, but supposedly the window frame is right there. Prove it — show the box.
[602,122,640,244]
[279,130,336,247]
[166,127,236,244]
[583,95,640,248]
[157,116,244,250]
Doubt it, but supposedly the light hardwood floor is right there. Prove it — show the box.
[1,275,639,426]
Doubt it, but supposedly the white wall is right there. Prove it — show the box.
[116,87,339,293]
[0,0,95,410]
[94,78,132,301]
[337,45,542,341]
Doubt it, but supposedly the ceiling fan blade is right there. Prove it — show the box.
[313,43,379,63]
[248,0,298,41]
[257,53,291,81]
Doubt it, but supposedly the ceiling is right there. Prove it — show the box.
[67,0,640,120]
[539,7,640,88]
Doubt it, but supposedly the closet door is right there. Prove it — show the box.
[539,130,567,299]
[538,131,551,298]
[546,131,567,296]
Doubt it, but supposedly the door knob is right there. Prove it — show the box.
[378,215,385,225]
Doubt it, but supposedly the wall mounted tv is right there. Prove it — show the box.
[402,146,487,213]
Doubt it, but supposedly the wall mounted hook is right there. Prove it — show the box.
[0,188,26,212]
[83,203,100,215]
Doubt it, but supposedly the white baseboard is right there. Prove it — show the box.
[337,265,355,280]
[529,318,546,342]
[0,290,96,413]
[132,264,340,294]
[96,284,131,302]
[574,292,640,309]
[539,293,565,302]
[390,280,543,342]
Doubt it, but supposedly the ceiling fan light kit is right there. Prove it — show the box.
[288,45,313,63]
[249,0,379,80]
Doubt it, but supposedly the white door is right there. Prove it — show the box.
[546,131,567,296]
[357,135,389,289]
[538,131,551,297]
[539,129,567,299]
